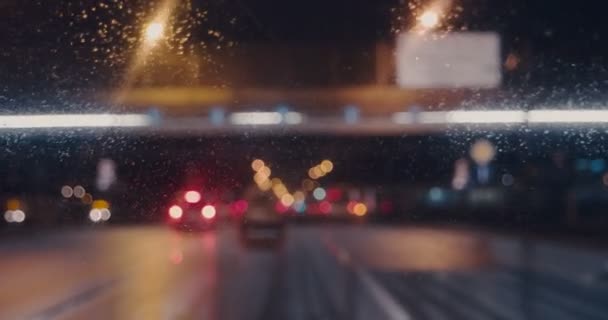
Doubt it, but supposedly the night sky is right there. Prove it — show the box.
[0,0,608,106]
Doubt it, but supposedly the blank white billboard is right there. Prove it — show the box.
[396,32,501,89]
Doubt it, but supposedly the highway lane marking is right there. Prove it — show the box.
[320,234,411,320]
[50,232,220,320]
[255,249,287,320]
[376,273,444,320]
[303,247,341,319]
[355,269,411,320]
[4,227,219,320]
[28,278,120,320]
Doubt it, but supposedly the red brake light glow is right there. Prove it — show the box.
[184,190,201,203]
[275,201,289,214]
[233,200,248,214]
[319,200,332,214]
[201,205,216,219]
[169,205,183,219]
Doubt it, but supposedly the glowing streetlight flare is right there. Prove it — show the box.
[418,10,440,29]
[320,160,334,173]
[251,159,265,172]
[144,22,165,43]
[308,167,319,180]
[470,139,496,166]
[272,183,288,198]
[258,166,271,178]
[280,194,295,207]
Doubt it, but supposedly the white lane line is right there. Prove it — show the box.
[320,235,411,320]
[28,278,119,320]
[355,268,411,320]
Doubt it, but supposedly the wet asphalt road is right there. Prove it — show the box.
[1,224,608,320]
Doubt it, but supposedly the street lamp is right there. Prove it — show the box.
[144,22,165,44]
[418,10,440,30]
[470,139,496,184]
[470,139,496,166]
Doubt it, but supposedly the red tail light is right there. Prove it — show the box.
[233,200,248,214]
[169,205,183,219]
[201,205,216,219]
[319,201,332,214]
[275,201,288,214]
[184,190,201,203]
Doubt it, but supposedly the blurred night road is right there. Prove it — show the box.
[1,225,608,320]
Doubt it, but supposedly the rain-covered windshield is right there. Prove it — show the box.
[1,1,608,319]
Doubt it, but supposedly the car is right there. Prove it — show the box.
[167,190,218,231]
[240,194,285,248]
